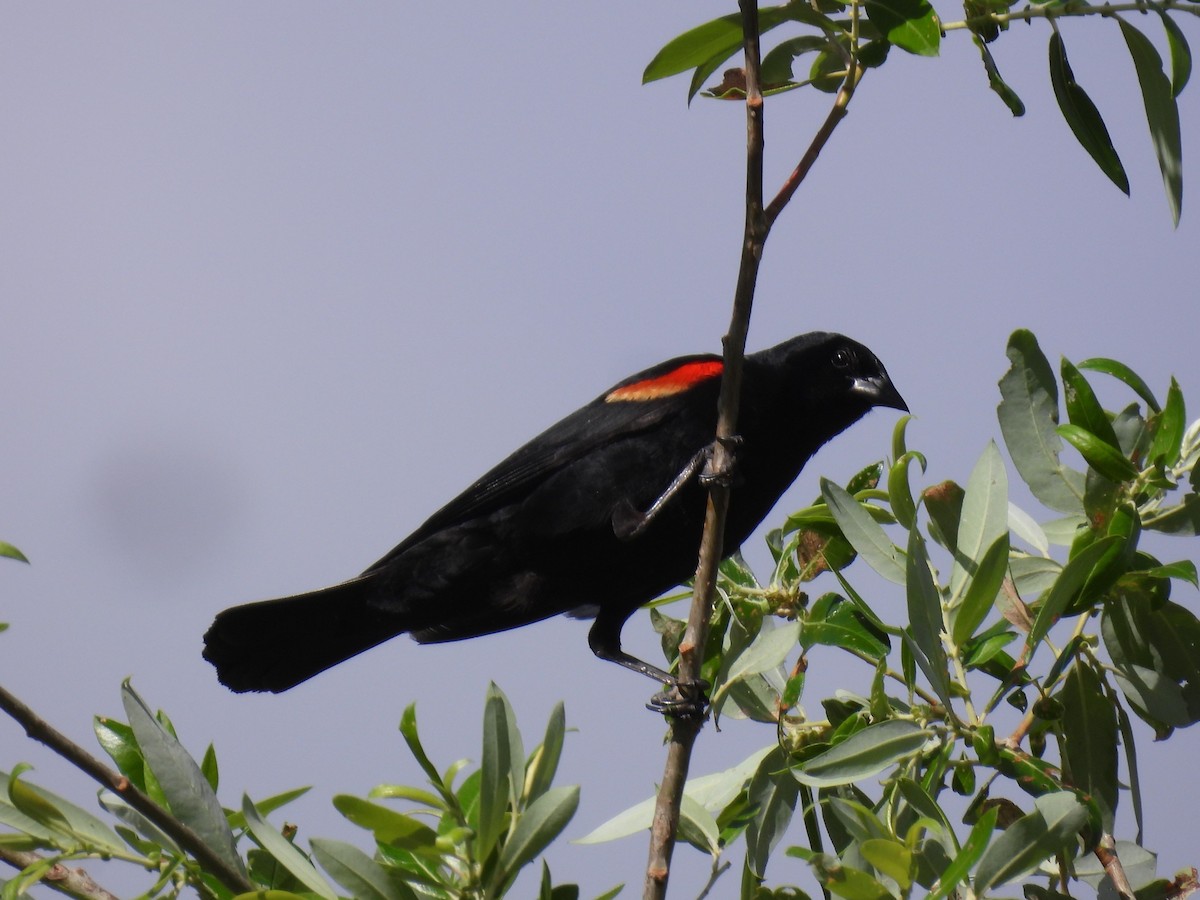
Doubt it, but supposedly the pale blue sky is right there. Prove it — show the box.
[1,4,1197,896]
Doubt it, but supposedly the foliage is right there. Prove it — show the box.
[0,682,582,899]
[645,0,1196,225]
[584,329,1200,897]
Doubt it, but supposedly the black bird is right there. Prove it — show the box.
[203,332,906,700]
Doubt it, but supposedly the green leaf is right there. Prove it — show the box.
[311,838,417,900]
[951,442,1009,605]
[973,793,1089,894]
[1119,20,1184,225]
[497,786,579,885]
[905,528,953,708]
[242,795,337,900]
[1076,357,1161,412]
[1061,662,1118,832]
[1159,11,1192,97]
[822,479,906,584]
[795,719,930,787]
[7,766,127,853]
[761,35,833,83]
[93,717,146,791]
[864,0,940,56]
[1027,536,1120,654]
[809,853,896,899]
[974,36,1025,116]
[643,5,824,85]
[1149,377,1186,467]
[1061,359,1121,449]
[0,542,29,564]
[1048,32,1130,195]
[712,620,801,710]
[803,595,891,660]
[888,451,924,530]
[951,534,1010,647]
[121,682,243,876]
[574,745,773,844]
[1057,424,1140,482]
[1144,559,1199,586]
[524,702,566,806]
[928,805,998,899]
[860,838,913,888]
[997,330,1084,513]
[479,683,518,863]
[332,795,440,850]
[745,747,799,878]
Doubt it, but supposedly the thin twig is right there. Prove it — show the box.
[1095,833,1136,900]
[765,62,863,227]
[642,2,765,897]
[0,682,255,896]
[0,848,120,900]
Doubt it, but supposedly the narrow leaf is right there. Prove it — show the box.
[121,682,243,875]
[951,442,1009,604]
[1049,32,1130,194]
[1120,20,1184,225]
[952,535,1010,647]
[795,719,930,787]
[311,838,416,900]
[973,793,1088,894]
[997,330,1084,513]
[928,806,998,899]
[864,0,941,56]
[1159,11,1192,97]
[1077,357,1161,412]
[1061,662,1119,831]
[822,478,906,584]
[498,786,580,883]
[242,795,337,900]
[1057,424,1140,482]
[1027,536,1120,653]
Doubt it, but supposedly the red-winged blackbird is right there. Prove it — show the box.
[203,332,905,697]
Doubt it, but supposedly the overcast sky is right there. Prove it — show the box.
[1,4,1197,897]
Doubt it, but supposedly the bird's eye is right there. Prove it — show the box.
[832,348,854,369]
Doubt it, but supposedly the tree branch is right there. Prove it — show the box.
[0,848,121,900]
[642,3,765,898]
[0,682,255,896]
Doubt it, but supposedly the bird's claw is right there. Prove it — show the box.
[646,679,711,719]
[699,435,743,488]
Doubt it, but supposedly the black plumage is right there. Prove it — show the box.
[203,332,906,694]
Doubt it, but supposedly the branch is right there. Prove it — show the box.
[941,0,1200,31]
[642,1,765,897]
[1095,833,1136,900]
[0,848,120,900]
[0,682,255,896]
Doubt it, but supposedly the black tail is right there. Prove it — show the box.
[202,575,404,693]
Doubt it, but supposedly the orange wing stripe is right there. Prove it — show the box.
[605,361,723,402]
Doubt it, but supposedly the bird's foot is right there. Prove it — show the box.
[647,679,711,720]
[699,435,743,488]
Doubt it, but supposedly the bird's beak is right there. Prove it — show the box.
[852,375,909,413]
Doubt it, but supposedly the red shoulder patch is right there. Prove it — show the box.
[604,360,723,402]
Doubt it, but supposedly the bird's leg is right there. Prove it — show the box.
[611,435,743,541]
[588,616,710,719]
[611,446,710,540]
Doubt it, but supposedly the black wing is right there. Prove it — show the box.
[363,352,723,573]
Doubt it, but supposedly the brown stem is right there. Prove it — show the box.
[765,63,864,227]
[642,2,765,897]
[0,682,255,896]
[0,848,121,900]
[1094,833,1136,900]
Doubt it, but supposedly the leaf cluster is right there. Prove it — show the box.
[585,329,1200,899]
[0,682,585,900]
